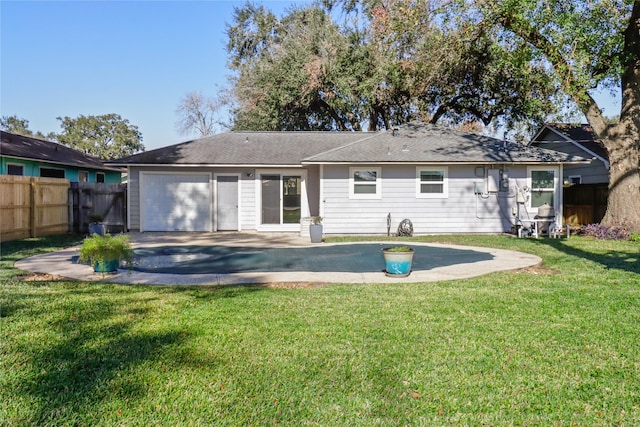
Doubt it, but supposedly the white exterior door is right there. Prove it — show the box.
[216,175,239,231]
[141,172,211,232]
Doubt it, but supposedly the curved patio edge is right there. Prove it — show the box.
[14,240,542,285]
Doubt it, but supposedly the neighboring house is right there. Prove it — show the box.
[1,131,122,183]
[111,122,589,235]
[529,123,609,185]
[529,123,609,225]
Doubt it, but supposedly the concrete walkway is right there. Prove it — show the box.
[15,232,542,285]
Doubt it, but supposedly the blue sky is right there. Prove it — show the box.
[1,1,620,151]
[1,0,311,150]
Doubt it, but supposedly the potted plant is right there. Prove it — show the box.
[79,233,133,273]
[88,213,107,236]
[382,246,415,277]
[309,216,323,243]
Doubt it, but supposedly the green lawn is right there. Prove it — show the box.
[1,234,639,426]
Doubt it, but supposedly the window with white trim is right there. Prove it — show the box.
[416,167,448,198]
[529,168,555,208]
[78,171,88,182]
[7,164,24,176]
[349,167,381,199]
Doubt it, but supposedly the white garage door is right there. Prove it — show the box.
[141,173,211,232]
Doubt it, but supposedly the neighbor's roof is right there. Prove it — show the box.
[1,131,121,171]
[111,122,590,166]
[531,123,608,161]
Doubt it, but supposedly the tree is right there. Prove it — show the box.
[226,3,410,131]
[175,91,227,138]
[54,114,144,160]
[473,0,640,231]
[0,115,48,139]
[322,0,640,231]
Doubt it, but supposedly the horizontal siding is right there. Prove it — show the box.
[321,164,528,234]
[128,168,140,230]
[240,173,256,231]
[535,137,608,184]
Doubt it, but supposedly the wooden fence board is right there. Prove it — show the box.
[0,176,70,242]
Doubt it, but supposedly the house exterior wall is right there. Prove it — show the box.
[1,157,121,183]
[319,164,546,235]
[533,133,608,184]
[127,163,563,235]
[128,166,312,232]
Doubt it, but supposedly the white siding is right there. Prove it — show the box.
[321,164,530,234]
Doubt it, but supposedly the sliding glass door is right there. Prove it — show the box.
[260,173,302,225]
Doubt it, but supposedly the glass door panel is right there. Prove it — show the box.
[261,175,280,224]
[283,176,301,224]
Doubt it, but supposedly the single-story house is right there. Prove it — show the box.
[529,123,609,225]
[1,131,123,183]
[111,122,590,235]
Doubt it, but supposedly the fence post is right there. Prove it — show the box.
[29,178,36,238]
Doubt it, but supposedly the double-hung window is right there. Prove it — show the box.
[349,167,381,199]
[416,167,448,198]
[529,168,556,208]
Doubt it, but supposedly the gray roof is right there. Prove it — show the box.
[112,122,590,166]
[112,132,370,166]
[531,123,608,160]
[1,131,121,171]
[304,123,589,164]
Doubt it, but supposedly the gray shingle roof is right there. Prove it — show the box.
[112,131,371,165]
[303,123,590,164]
[1,131,121,171]
[533,123,608,160]
[111,122,590,166]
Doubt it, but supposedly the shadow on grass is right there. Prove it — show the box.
[6,285,187,425]
[531,238,640,276]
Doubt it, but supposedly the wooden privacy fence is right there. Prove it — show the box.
[0,176,70,242]
[563,183,608,226]
[69,182,127,234]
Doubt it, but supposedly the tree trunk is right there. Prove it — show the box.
[600,130,640,232]
[599,0,640,232]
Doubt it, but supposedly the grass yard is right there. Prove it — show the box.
[1,234,639,426]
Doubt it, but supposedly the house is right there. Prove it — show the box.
[529,123,608,185]
[529,123,609,225]
[111,122,589,235]
[1,131,123,183]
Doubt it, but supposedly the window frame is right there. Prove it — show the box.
[349,167,381,199]
[39,167,65,179]
[416,166,448,198]
[528,166,557,209]
[96,172,105,183]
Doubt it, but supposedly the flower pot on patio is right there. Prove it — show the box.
[88,214,107,236]
[79,233,133,274]
[382,246,414,277]
[309,216,323,243]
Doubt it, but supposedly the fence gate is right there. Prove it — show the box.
[70,182,127,234]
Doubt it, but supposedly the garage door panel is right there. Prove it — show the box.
[142,174,211,232]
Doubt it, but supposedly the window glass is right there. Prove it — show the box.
[7,164,24,175]
[350,168,380,198]
[79,171,88,182]
[530,169,555,207]
[40,168,65,178]
[417,167,447,198]
[96,173,105,183]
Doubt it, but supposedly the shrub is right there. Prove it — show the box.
[583,223,631,241]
